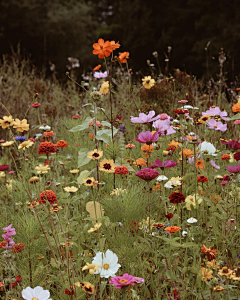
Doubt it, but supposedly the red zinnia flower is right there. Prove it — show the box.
[169,191,185,204]
[197,175,208,183]
[114,166,129,175]
[174,109,189,114]
[135,168,160,181]
[38,142,56,154]
[56,140,68,148]
[31,102,41,108]
[13,243,25,253]
[234,151,240,161]
[0,165,9,171]
[165,213,173,220]
[39,190,57,204]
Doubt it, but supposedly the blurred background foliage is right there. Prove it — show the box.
[1,0,240,80]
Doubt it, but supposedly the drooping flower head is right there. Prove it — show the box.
[130,110,160,124]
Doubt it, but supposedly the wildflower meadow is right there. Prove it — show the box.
[1,39,240,300]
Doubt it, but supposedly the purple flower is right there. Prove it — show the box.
[153,119,176,136]
[134,277,144,283]
[220,181,228,185]
[227,164,240,173]
[207,119,227,132]
[135,168,160,181]
[228,140,240,150]
[135,131,159,144]
[93,71,108,79]
[202,106,229,121]
[2,224,16,249]
[130,110,160,123]
[210,160,220,170]
[150,159,178,168]
[109,273,136,289]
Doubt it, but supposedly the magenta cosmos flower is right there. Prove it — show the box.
[2,224,16,249]
[135,131,159,144]
[135,168,160,181]
[131,110,160,123]
[150,159,178,168]
[227,164,240,173]
[109,273,144,289]
[207,119,227,132]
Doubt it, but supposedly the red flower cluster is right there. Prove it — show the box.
[174,109,189,114]
[38,142,56,154]
[114,166,129,175]
[197,175,208,183]
[9,275,22,288]
[56,140,68,148]
[165,213,173,220]
[12,243,25,253]
[39,190,57,204]
[169,191,185,204]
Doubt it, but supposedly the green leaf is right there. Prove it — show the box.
[229,112,240,121]
[77,170,91,185]
[69,116,92,132]
[101,121,112,127]
[78,148,91,168]
[96,128,118,144]
[181,242,198,248]
[50,258,58,269]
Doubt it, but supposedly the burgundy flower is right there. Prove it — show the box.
[135,168,160,181]
[0,165,9,171]
[228,140,240,150]
[227,164,240,173]
[169,191,185,204]
[220,181,228,185]
[234,151,240,161]
[165,213,173,219]
[174,109,189,114]
[222,175,231,181]
[135,131,159,144]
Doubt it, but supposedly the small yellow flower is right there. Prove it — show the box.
[199,267,213,281]
[83,177,98,187]
[87,149,103,160]
[99,159,115,173]
[100,81,109,95]
[63,186,78,193]
[1,141,15,147]
[88,223,102,233]
[142,76,155,89]
[35,164,50,174]
[0,115,14,129]
[29,176,40,184]
[82,262,101,275]
[12,118,29,132]
[69,169,80,174]
[185,194,203,210]
[218,266,233,278]
[18,140,34,150]
[110,188,127,196]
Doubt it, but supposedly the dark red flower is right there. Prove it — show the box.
[38,142,56,154]
[165,213,173,220]
[13,243,25,253]
[222,175,231,181]
[44,160,52,166]
[0,165,9,171]
[9,275,22,288]
[174,109,189,114]
[65,288,74,295]
[114,166,129,175]
[169,191,185,204]
[39,190,57,204]
[197,175,208,183]
[234,151,240,161]
[135,168,160,181]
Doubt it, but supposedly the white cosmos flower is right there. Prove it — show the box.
[22,286,51,300]
[39,125,51,130]
[182,230,188,237]
[198,141,216,156]
[187,217,198,224]
[156,175,168,181]
[92,249,121,278]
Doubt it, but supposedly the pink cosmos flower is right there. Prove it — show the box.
[131,110,160,123]
[220,181,228,185]
[135,168,160,181]
[2,224,16,249]
[159,113,169,120]
[109,273,143,289]
[227,164,240,173]
[210,160,220,170]
[135,131,159,144]
[150,159,178,168]
[153,119,176,136]
[202,106,229,121]
[234,120,240,124]
[207,119,227,132]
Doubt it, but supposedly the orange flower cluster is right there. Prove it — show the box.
[133,158,146,167]
[12,243,25,253]
[114,166,129,175]
[38,142,56,154]
[56,140,68,148]
[39,190,57,204]
[92,39,120,59]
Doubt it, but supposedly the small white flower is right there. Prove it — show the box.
[182,230,188,237]
[172,119,180,124]
[188,132,195,136]
[198,141,216,155]
[164,181,174,188]
[187,217,198,224]
[181,105,193,109]
[92,249,121,278]
[156,175,168,181]
[34,133,43,137]
[22,286,51,300]
[39,125,51,130]
[193,107,199,110]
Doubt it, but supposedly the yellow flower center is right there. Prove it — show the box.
[213,125,217,128]
[119,279,128,283]
[103,263,109,270]
[32,298,39,300]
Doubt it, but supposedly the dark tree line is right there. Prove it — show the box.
[1,0,240,80]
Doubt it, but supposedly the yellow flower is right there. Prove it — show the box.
[69,169,80,174]
[63,186,78,193]
[213,286,225,291]
[142,76,155,89]
[82,262,101,275]
[87,149,103,160]
[0,171,6,178]
[83,177,98,187]
[75,281,95,294]
[29,176,40,184]
[185,194,203,210]
[100,81,109,95]
[99,159,115,173]
[1,141,15,147]
[199,267,213,281]
[18,140,34,150]
[0,115,14,129]
[35,164,50,174]
[110,188,127,196]
[88,223,102,233]
[12,118,29,132]
[198,115,211,124]
[218,266,233,278]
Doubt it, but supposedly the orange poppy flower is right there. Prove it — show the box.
[110,41,120,51]
[181,149,193,157]
[195,158,205,170]
[93,64,101,71]
[168,140,182,149]
[92,38,112,59]
[165,226,181,234]
[133,158,146,167]
[221,154,230,160]
[232,100,240,112]
[119,52,129,63]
